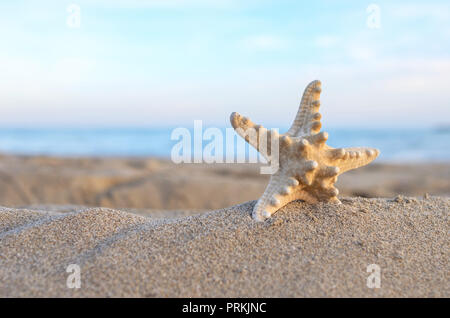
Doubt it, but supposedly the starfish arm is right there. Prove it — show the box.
[329,147,380,174]
[252,173,318,221]
[230,112,278,160]
[286,80,322,137]
[252,173,289,221]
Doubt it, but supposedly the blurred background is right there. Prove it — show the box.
[0,0,449,214]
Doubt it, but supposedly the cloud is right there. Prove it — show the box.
[389,3,450,21]
[347,46,376,61]
[0,55,96,100]
[314,35,340,48]
[241,35,287,51]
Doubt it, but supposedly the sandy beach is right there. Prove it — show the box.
[0,197,448,297]
[1,154,449,212]
[0,155,448,297]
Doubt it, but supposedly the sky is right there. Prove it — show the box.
[0,0,449,128]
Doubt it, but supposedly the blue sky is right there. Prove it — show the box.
[0,0,449,128]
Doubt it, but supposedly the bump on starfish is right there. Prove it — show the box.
[230,80,380,221]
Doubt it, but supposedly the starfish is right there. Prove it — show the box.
[230,80,380,221]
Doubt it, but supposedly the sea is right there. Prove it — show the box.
[0,127,448,163]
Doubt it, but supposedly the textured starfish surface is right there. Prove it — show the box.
[230,80,380,221]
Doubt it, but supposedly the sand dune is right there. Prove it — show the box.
[1,196,448,297]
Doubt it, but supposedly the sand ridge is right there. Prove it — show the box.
[0,196,448,297]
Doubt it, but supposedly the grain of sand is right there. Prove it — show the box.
[0,197,448,297]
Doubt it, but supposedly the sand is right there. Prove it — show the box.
[0,196,448,297]
[0,154,448,297]
[1,155,449,212]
